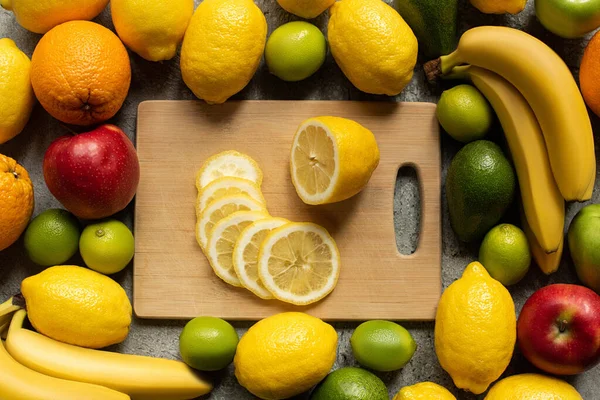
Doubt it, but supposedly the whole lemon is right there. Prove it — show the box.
[394,382,456,400]
[21,265,132,349]
[0,38,34,145]
[180,0,267,104]
[234,312,337,399]
[276,0,334,19]
[484,373,582,399]
[328,0,418,96]
[111,0,194,61]
[435,262,516,395]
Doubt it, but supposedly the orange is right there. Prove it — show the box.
[0,154,34,251]
[30,21,131,126]
[580,30,600,117]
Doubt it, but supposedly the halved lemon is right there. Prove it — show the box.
[232,217,290,299]
[258,222,341,305]
[196,194,266,252]
[196,177,266,216]
[290,116,380,205]
[196,150,263,192]
[207,211,269,287]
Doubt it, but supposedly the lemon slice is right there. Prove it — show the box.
[232,217,290,299]
[196,150,263,191]
[258,222,341,305]
[207,211,270,287]
[290,116,379,205]
[196,177,266,216]
[196,194,266,252]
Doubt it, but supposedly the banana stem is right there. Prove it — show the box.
[424,51,465,83]
[0,0,12,11]
[444,65,473,81]
[8,310,26,339]
[0,297,20,318]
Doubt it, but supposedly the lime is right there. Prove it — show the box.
[265,21,327,82]
[437,84,494,143]
[180,316,239,371]
[79,219,134,275]
[350,320,417,371]
[479,223,531,285]
[310,367,388,400]
[23,209,80,266]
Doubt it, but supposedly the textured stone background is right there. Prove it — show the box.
[1,0,599,398]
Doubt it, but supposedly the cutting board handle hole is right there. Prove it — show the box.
[394,165,421,256]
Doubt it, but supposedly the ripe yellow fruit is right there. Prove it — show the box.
[0,154,34,251]
[111,0,194,61]
[394,382,456,400]
[180,0,267,104]
[435,262,516,394]
[485,374,583,399]
[234,312,337,399]
[470,0,526,14]
[275,0,334,18]
[328,0,418,95]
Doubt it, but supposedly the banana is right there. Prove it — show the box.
[425,26,595,202]
[447,66,565,253]
[6,310,212,400]
[520,206,563,275]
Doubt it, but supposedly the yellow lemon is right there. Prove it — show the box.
[290,116,380,205]
[21,265,132,349]
[234,312,337,400]
[394,382,456,400]
[0,0,109,33]
[470,0,527,14]
[0,38,34,145]
[328,0,418,96]
[485,374,583,399]
[435,262,516,394]
[180,0,267,104]
[111,0,194,61]
[276,0,334,18]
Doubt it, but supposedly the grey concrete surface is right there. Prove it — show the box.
[1,0,599,398]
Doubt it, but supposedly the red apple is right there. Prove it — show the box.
[517,284,600,375]
[43,124,140,220]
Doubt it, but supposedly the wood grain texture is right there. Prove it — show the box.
[134,100,441,321]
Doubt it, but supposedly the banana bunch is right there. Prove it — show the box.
[425,26,596,272]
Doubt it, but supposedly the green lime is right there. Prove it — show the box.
[310,367,388,400]
[350,320,416,371]
[23,209,80,266]
[479,223,531,286]
[265,21,327,82]
[437,84,494,143]
[79,219,134,275]
[179,316,239,371]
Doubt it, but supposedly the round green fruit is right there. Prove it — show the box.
[179,316,239,371]
[79,219,134,275]
[568,204,600,293]
[536,0,600,39]
[24,209,80,266]
[479,224,531,286]
[310,367,388,400]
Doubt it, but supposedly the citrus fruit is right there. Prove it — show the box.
[207,211,269,286]
[290,116,380,205]
[30,21,131,126]
[484,373,583,400]
[275,0,334,18]
[328,0,418,95]
[435,262,516,394]
[580,30,600,118]
[197,194,266,252]
[111,0,194,61]
[179,316,239,371]
[436,84,494,143]
[479,223,531,286]
[233,217,289,299]
[196,177,265,216]
[0,154,34,251]
[196,151,263,192]
[265,21,327,82]
[310,367,388,400]
[180,0,267,104]
[394,382,456,400]
[258,222,340,305]
[470,0,527,14]
[0,0,109,34]
[23,209,80,267]
[0,38,34,144]
[21,265,132,349]
[79,220,135,275]
[234,312,337,399]
[351,320,417,372]
[568,204,600,292]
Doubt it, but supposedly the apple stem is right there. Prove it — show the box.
[559,319,568,333]
[60,124,79,136]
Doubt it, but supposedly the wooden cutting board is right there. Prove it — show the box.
[134,100,441,321]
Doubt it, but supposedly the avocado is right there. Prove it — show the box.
[446,140,516,242]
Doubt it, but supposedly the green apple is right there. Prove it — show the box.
[568,204,600,293]
[536,0,600,38]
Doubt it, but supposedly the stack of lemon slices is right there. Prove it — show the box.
[195,150,341,305]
